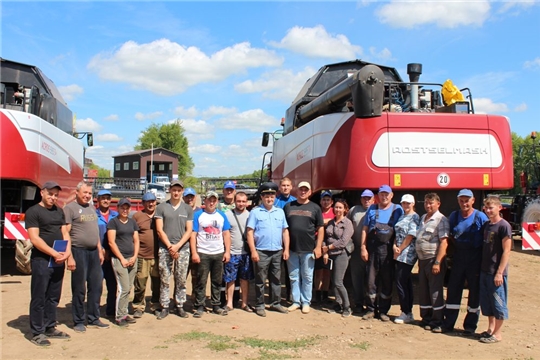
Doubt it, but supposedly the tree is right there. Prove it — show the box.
[88,163,111,178]
[512,131,540,194]
[135,121,194,178]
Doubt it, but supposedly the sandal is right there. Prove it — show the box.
[479,335,500,344]
[45,328,71,339]
[224,305,234,312]
[479,331,492,338]
[241,305,253,313]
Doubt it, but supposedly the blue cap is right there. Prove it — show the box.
[224,180,236,190]
[142,192,156,201]
[361,189,374,197]
[457,189,474,198]
[184,187,196,196]
[97,189,112,196]
[378,185,392,193]
[321,190,332,198]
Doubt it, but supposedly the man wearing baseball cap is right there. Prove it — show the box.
[219,180,236,212]
[26,181,71,346]
[442,189,488,334]
[347,189,375,314]
[360,185,403,321]
[154,180,194,319]
[132,192,160,318]
[95,189,118,318]
[247,182,290,317]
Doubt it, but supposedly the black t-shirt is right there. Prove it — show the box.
[284,201,324,252]
[107,217,139,259]
[25,204,66,260]
[481,219,512,275]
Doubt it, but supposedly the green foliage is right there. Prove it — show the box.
[135,120,194,178]
[167,331,235,352]
[88,163,111,178]
[512,131,540,194]
[239,336,321,350]
[350,341,370,351]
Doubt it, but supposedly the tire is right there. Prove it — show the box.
[523,199,540,223]
[15,239,32,275]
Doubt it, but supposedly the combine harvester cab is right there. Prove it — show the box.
[265,60,514,216]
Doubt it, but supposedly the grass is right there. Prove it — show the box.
[239,335,321,351]
[153,345,168,349]
[168,331,236,352]
[247,350,299,360]
[350,341,370,351]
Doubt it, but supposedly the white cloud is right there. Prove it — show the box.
[58,84,83,102]
[104,114,119,121]
[473,98,509,114]
[96,133,123,142]
[235,67,316,102]
[178,118,214,135]
[75,117,102,132]
[135,111,163,121]
[498,0,536,14]
[215,109,278,132]
[85,144,134,170]
[376,1,491,28]
[202,157,218,163]
[524,57,540,69]
[189,144,222,154]
[88,39,283,95]
[369,47,393,62]
[174,106,199,118]
[269,25,361,59]
[201,106,237,118]
[229,144,242,151]
[514,103,527,112]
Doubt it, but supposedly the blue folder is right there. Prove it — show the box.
[48,240,68,268]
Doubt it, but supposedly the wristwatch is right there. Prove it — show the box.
[434,260,440,265]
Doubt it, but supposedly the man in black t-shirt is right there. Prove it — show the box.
[283,181,324,314]
[25,181,71,346]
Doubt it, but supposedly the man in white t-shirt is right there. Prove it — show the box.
[190,191,231,318]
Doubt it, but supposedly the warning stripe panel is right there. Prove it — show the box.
[3,212,29,240]
[522,222,540,250]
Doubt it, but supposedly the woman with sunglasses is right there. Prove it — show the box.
[322,199,354,317]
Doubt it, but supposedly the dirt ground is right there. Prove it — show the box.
[1,241,539,360]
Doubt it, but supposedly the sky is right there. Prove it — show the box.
[2,1,539,178]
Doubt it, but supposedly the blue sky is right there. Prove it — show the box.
[2,1,539,178]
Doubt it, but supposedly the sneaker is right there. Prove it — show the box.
[115,318,129,327]
[394,312,408,324]
[301,305,310,314]
[193,306,205,318]
[432,326,442,333]
[288,303,300,312]
[362,311,375,320]
[125,316,137,324]
[379,313,390,322]
[177,307,189,318]
[332,303,343,313]
[45,328,71,338]
[31,334,51,346]
[255,308,267,317]
[269,305,288,314]
[73,323,86,333]
[87,320,110,329]
[133,310,144,318]
[342,307,352,318]
[407,313,415,323]
[156,309,169,320]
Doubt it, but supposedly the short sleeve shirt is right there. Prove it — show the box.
[225,209,250,255]
[193,209,231,255]
[155,201,194,250]
[64,201,100,249]
[347,205,368,245]
[284,201,324,252]
[107,217,139,259]
[132,211,157,259]
[449,209,489,249]
[416,211,450,260]
[247,205,288,251]
[394,213,420,265]
[274,194,297,209]
[25,204,65,260]
[481,219,512,275]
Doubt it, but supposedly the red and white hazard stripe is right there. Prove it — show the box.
[522,222,540,250]
[3,213,29,240]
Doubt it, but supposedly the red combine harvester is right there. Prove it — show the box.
[263,60,520,240]
[1,58,92,271]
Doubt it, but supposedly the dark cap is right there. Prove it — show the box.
[321,190,332,198]
[142,192,156,201]
[170,180,184,188]
[118,198,131,207]
[259,182,278,195]
[42,181,62,191]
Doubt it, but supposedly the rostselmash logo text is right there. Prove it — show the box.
[42,141,57,156]
[391,146,488,155]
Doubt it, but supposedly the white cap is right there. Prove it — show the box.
[401,194,415,204]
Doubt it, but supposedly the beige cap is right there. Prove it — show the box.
[297,181,311,190]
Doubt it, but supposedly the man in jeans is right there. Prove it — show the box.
[155,180,193,319]
[26,181,71,346]
[283,181,323,314]
[64,181,108,332]
[191,191,231,317]
[132,192,160,318]
[247,182,290,317]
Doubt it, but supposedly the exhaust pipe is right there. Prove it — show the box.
[407,63,422,112]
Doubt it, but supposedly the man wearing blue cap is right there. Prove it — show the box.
[442,189,488,334]
[347,189,375,314]
[218,181,236,212]
[360,185,403,321]
[95,189,118,318]
[132,192,160,318]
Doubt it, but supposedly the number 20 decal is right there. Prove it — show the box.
[437,173,450,187]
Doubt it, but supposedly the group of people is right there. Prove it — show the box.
[25,177,512,347]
